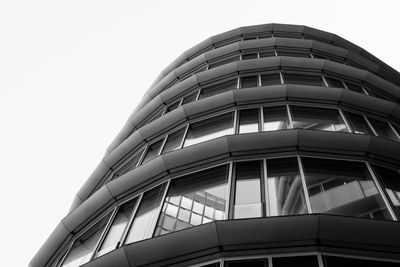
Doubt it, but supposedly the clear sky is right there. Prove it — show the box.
[1,0,400,266]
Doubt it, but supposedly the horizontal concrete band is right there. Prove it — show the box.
[31,131,400,267]
[85,214,400,267]
[149,23,400,91]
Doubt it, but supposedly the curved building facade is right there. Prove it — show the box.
[31,24,400,267]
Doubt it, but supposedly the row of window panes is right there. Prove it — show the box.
[111,105,400,180]
[60,156,400,266]
[196,253,400,267]
[132,69,390,140]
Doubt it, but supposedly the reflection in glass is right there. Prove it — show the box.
[260,73,282,86]
[95,199,137,257]
[165,101,180,114]
[234,161,263,219]
[272,256,319,267]
[259,49,275,58]
[200,79,237,99]
[125,183,167,244]
[263,106,289,131]
[181,91,198,105]
[240,76,258,88]
[184,112,234,147]
[267,157,307,216]
[242,53,258,60]
[276,49,311,58]
[239,109,259,133]
[368,118,399,141]
[290,106,348,132]
[323,255,400,267]
[345,112,372,135]
[154,165,228,236]
[141,139,164,164]
[162,127,186,153]
[325,75,345,88]
[344,81,365,94]
[61,214,111,267]
[301,157,392,220]
[373,165,400,214]
[225,259,267,267]
[282,72,325,86]
[112,149,144,179]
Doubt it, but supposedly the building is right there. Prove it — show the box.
[30,23,400,267]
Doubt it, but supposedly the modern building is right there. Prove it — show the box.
[31,24,400,267]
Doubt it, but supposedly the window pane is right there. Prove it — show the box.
[242,53,258,60]
[323,255,400,267]
[325,75,345,88]
[272,255,319,267]
[373,165,400,215]
[259,49,275,58]
[200,79,237,99]
[267,157,307,216]
[301,157,392,220]
[346,112,372,135]
[61,214,111,267]
[260,73,281,86]
[154,165,229,236]
[95,199,137,257]
[141,139,164,164]
[240,75,258,88]
[239,109,259,133]
[165,101,180,114]
[112,149,144,179]
[208,55,240,69]
[181,91,198,105]
[368,118,399,141]
[162,127,186,153]
[234,161,263,219]
[276,49,311,58]
[263,106,289,131]
[184,112,234,147]
[282,72,325,86]
[290,106,348,132]
[125,183,167,244]
[201,263,221,267]
[344,81,365,94]
[225,259,267,267]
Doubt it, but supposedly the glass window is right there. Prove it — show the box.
[242,53,258,60]
[368,118,399,141]
[240,75,258,89]
[184,112,234,147]
[262,106,289,131]
[201,263,221,267]
[282,72,325,86]
[260,73,282,86]
[208,55,240,69]
[372,165,400,215]
[141,139,164,164]
[225,259,267,267]
[239,109,260,133]
[259,49,276,58]
[272,255,319,267]
[276,49,311,58]
[61,214,111,267]
[165,100,180,114]
[154,165,229,236]
[301,157,392,220]
[325,75,345,88]
[345,112,372,135]
[344,81,365,94]
[112,149,144,179]
[323,255,400,267]
[200,79,237,99]
[234,161,263,219]
[181,91,198,105]
[95,198,137,258]
[125,183,167,244]
[290,106,348,132]
[161,127,186,154]
[267,157,307,216]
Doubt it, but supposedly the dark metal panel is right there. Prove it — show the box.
[196,63,238,84]
[205,42,239,60]
[183,91,235,119]
[184,38,213,60]
[210,28,242,45]
[239,56,281,71]
[310,40,348,57]
[83,248,130,267]
[174,53,207,78]
[287,84,342,104]
[324,60,367,79]
[234,85,287,105]
[241,24,272,35]
[272,23,305,33]
[281,56,324,70]
[239,38,276,51]
[161,75,199,102]
[303,26,334,42]
[368,136,400,166]
[275,37,311,49]
[127,95,164,127]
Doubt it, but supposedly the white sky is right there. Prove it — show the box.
[1,0,400,266]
